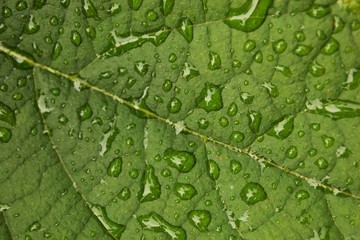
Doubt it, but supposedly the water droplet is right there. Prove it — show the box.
[60,0,70,8]
[333,15,345,33]
[350,20,360,31]
[227,102,238,117]
[321,135,334,148]
[51,42,62,60]
[77,103,93,121]
[137,212,186,240]
[2,6,12,17]
[275,65,292,77]
[262,82,279,98]
[306,4,330,19]
[91,204,126,239]
[71,30,82,46]
[23,15,40,34]
[286,146,298,159]
[230,160,242,174]
[0,127,12,143]
[309,61,326,77]
[28,221,41,231]
[81,0,99,19]
[49,16,58,26]
[198,118,210,129]
[181,62,199,81]
[0,102,16,126]
[177,18,193,43]
[272,39,287,54]
[293,44,313,56]
[188,210,212,232]
[168,98,182,113]
[321,37,339,55]
[343,68,359,90]
[108,3,122,15]
[267,116,295,140]
[240,92,254,104]
[248,111,262,133]
[315,157,329,169]
[174,182,197,200]
[306,99,360,120]
[146,9,158,21]
[118,187,131,200]
[230,131,244,142]
[58,114,68,125]
[336,145,352,158]
[243,40,256,52]
[224,0,272,32]
[101,26,171,58]
[294,30,306,42]
[196,82,223,112]
[134,61,149,76]
[162,79,172,92]
[161,168,171,177]
[138,165,161,202]
[33,0,46,10]
[240,182,267,205]
[164,148,196,173]
[85,25,96,40]
[219,116,229,127]
[160,0,174,16]
[253,51,263,63]
[208,51,221,70]
[128,0,143,10]
[295,190,309,200]
[16,0,28,11]
[207,160,220,180]
[107,157,122,177]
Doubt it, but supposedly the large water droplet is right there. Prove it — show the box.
[262,82,279,98]
[60,0,70,8]
[343,68,359,90]
[101,26,171,58]
[128,0,143,10]
[138,165,161,202]
[321,37,339,55]
[181,62,199,80]
[306,4,330,19]
[248,111,262,133]
[0,127,12,143]
[275,65,292,77]
[243,40,256,52]
[295,190,309,200]
[321,135,334,148]
[196,82,223,112]
[240,92,254,104]
[267,116,295,139]
[164,148,196,173]
[76,103,93,121]
[230,131,244,142]
[333,15,345,33]
[224,0,272,32]
[138,213,187,240]
[174,182,197,200]
[118,187,131,200]
[207,160,220,180]
[160,0,175,16]
[99,125,120,156]
[52,42,62,60]
[309,61,326,77]
[107,157,122,177]
[177,18,193,43]
[168,98,182,113]
[16,0,28,11]
[272,39,287,54]
[208,51,221,70]
[227,102,238,117]
[33,0,47,10]
[293,44,313,57]
[240,182,267,205]
[188,210,212,232]
[134,60,149,76]
[286,146,298,159]
[82,0,99,19]
[71,30,82,46]
[306,99,360,120]
[315,157,329,169]
[0,102,16,126]
[91,204,125,239]
[23,15,40,34]
[230,160,242,174]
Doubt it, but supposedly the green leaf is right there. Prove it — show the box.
[1,1,360,239]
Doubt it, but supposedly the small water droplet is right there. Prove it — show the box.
[248,111,262,133]
[240,182,267,205]
[160,0,175,16]
[0,102,16,126]
[188,210,212,232]
[52,42,62,60]
[23,15,40,34]
[2,6,12,17]
[134,61,149,77]
[295,190,309,200]
[306,4,330,19]
[293,44,313,57]
[309,61,326,77]
[167,98,182,113]
[207,160,220,180]
[174,182,197,200]
[227,102,238,117]
[208,51,221,70]
[146,9,158,21]
[243,40,256,52]
[33,0,46,10]
[128,0,143,10]
[240,92,254,104]
[230,131,244,142]
[107,157,122,177]
[181,62,199,81]
[118,187,131,200]
[267,116,294,140]
[219,116,229,127]
[108,3,122,15]
[28,221,41,231]
[343,68,359,90]
[321,37,339,55]
[286,146,298,159]
[315,157,329,169]
[16,0,28,11]
[0,127,12,143]
[164,148,196,173]
[198,118,210,129]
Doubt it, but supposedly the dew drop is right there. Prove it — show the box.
[240,182,267,205]
[128,0,143,10]
[306,4,330,19]
[198,118,210,129]
[52,42,62,60]
[295,190,309,200]
[177,18,193,43]
[267,116,295,140]
[28,221,41,232]
[118,187,131,200]
[196,82,223,112]
[138,165,161,202]
[262,82,279,98]
[174,182,197,200]
[134,61,149,77]
[108,3,122,15]
[343,68,359,90]
[333,15,345,33]
[0,127,12,143]
[272,39,287,54]
[208,51,221,70]
[168,98,182,113]
[321,37,339,55]
[219,116,229,127]
[146,9,158,21]
[160,0,175,16]
[243,40,256,52]
[0,102,16,126]
[230,131,244,142]
[309,61,326,77]
[224,0,272,32]
[162,79,172,92]
[240,92,254,104]
[230,160,242,174]
[71,30,82,46]
[207,160,220,180]
[164,148,196,173]
[227,102,238,117]
[181,62,199,81]
[315,157,329,169]
[248,111,262,133]
[107,157,122,177]
[16,0,28,11]
[293,44,313,57]
[76,103,93,121]
[286,146,298,159]
[23,15,40,34]
[306,99,360,120]
[188,210,212,232]
[33,0,47,10]
[2,6,12,18]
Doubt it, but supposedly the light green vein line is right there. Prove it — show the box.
[0,43,358,200]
